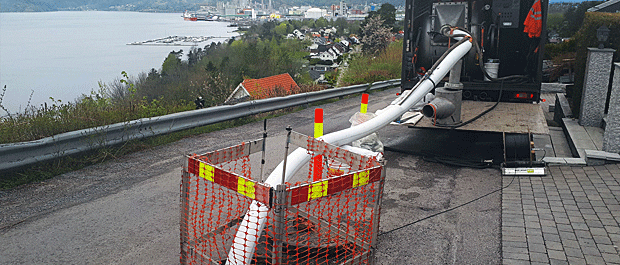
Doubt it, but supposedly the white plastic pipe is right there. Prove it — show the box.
[226,28,472,265]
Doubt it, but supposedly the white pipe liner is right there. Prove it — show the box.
[226,30,473,264]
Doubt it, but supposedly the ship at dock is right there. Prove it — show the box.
[182,10,197,21]
[183,10,220,21]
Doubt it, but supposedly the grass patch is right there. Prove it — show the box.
[0,86,399,191]
[340,40,402,86]
[0,95,346,190]
[0,85,195,144]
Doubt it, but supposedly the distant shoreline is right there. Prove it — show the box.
[0,10,184,13]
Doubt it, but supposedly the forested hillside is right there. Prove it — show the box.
[0,0,403,12]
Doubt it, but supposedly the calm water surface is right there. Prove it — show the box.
[0,11,237,113]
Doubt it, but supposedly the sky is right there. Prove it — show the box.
[549,0,598,2]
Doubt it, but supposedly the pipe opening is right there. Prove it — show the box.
[422,104,436,118]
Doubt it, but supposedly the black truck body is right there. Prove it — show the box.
[400,0,548,103]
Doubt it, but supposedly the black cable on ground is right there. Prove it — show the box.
[384,146,495,169]
[378,174,516,237]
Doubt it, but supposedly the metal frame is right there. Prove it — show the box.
[181,133,386,264]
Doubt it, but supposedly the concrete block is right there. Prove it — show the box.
[563,118,579,157]
[541,83,567,93]
[554,94,572,125]
[606,152,620,162]
[584,126,604,150]
[603,63,620,153]
[563,158,587,166]
[585,149,607,159]
[579,48,615,127]
[586,158,606,166]
[544,157,567,165]
[585,150,607,166]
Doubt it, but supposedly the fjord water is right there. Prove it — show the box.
[0,11,237,113]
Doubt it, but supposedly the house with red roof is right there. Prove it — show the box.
[224,73,299,104]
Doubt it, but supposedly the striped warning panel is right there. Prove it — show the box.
[289,167,382,206]
[187,156,271,205]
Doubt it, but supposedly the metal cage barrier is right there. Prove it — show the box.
[180,132,385,264]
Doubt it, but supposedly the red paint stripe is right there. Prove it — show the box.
[368,168,382,183]
[313,155,322,181]
[214,169,237,192]
[314,108,323,123]
[328,173,353,195]
[254,183,271,205]
[361,93,369,104]
[290,185,309,205]
[188,157,199,175]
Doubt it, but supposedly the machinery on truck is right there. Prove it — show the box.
[399,0,549,175]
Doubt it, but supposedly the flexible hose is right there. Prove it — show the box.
[225,26,475,265]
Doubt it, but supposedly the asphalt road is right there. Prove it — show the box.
[0,87,501,264]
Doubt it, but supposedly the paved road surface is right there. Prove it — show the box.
[0,87,502,264]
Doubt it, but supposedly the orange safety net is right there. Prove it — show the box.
[181,132,385,264]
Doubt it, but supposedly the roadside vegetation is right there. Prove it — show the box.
[0,38,311,144]
[340,40,402,86]
[0,12,401,189]
[340,14,401,86]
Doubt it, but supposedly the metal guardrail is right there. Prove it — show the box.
[0,79,400,172]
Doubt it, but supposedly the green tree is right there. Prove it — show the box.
[361,16,393,55]
[377,3,396,27]
[560,1,603,37]
[274,22,288,36]
[161,50,182,76]
[334,17,349,34]
[546,13,564,33]
[362,3,396,33]
[315,17,328,28]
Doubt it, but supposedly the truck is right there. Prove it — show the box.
[398,0,549,175]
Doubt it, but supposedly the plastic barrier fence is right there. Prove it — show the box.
[181,132,385,264]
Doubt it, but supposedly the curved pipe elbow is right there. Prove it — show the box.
[422,97,455,119]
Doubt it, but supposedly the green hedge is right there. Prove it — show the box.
[545,39,576,60]
[570,12,620,118]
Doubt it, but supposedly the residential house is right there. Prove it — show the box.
[309,64,338,72]
[224,73,299,104]
[313,36,327,45]
[293,29,305,39]
[308,69,326,83]
[333,43,346,54]
[318,50,338,62]
[287,29,306,39]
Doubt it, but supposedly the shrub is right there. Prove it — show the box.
[340,40,402,86]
